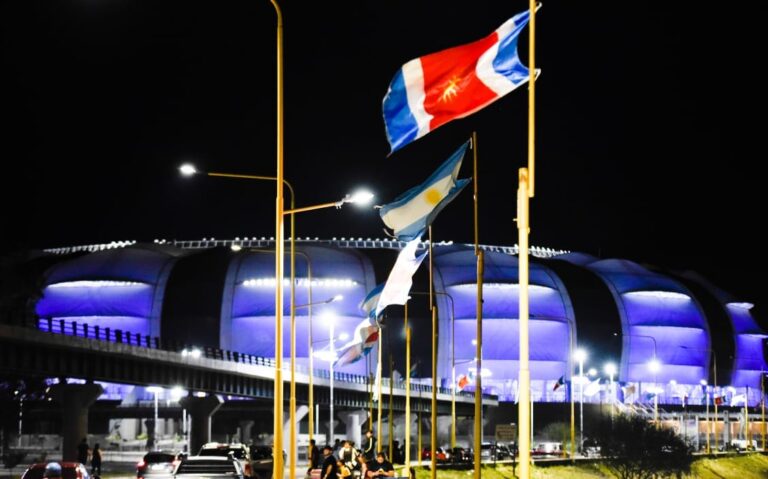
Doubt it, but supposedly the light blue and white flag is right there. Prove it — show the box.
[379,142,471,241]
[360,283,385,321]
[731,393,747,406]
[375,237,428,317]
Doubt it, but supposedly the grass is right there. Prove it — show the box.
[411,453,768,479]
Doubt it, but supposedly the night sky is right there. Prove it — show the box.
[1,1,763,321]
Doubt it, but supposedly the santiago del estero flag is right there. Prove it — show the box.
[383,8,537,153]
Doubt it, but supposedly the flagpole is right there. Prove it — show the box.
[404,302,411,474]
[746,386,751,447]
[714,356,718,452]
[270,3,285,479]
[368,355,374,433]
[430,305,438,479]
[427,225,438,479]
[517,168,531,479]
[377,330,383,453]
[570,381,575,464]
[388,349,394,459]
[472,133,484,479]
[761,373,765,451]
[706,390,711,454]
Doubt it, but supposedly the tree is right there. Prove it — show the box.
[593,414,693,479]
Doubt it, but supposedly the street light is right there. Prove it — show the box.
[647,359,661,424]
[180,165,373,477]
[409,290,457,448]
[574,348,587,454]
[170,387,187,451]
[604,363,617,418]
[146,386,163,451]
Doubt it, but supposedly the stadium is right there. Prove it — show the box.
[18,236,767,410]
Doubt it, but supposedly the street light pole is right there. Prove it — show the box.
[329,317,335,445]
[579,355,584,453]
[147,387,162,451]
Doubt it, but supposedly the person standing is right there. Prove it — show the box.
[77,437,89,466]
[90,443,102,477]
[321,446,339,479]
[307,439,320,476]
[362,431,376,462]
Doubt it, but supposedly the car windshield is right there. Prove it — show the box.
[200,448,246,460]
[144,453,176,464]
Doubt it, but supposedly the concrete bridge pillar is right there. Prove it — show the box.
[180,395,223,454]
[49,382,104,462]
[239,420,255,443]
[339,410,368,449]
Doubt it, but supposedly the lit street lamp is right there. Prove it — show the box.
[170,387,187,451]
[573,348,587,454]
[146,386,163,451]
[647,358,661,424]
[604,362,617,419]
[179,163,373,477]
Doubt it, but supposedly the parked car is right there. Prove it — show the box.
[21,462,91,479]
[532,442,562,457]
[420,447,448,462]
[199,443,252,478]
[173,456,244,479]
[449,447,472,464]
[479,443,505,461]
[136,451,180,479]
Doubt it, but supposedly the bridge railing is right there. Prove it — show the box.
[30,317,490,399]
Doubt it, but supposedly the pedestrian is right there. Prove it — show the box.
[362,430,376,462]
[77,437,89,466]
[366,453,394,478]
[307,439,320,477]
[90,443,102,477]
[321,445,339,479]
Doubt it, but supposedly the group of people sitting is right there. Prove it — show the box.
[309,431,400,479]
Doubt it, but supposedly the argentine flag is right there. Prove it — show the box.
[379,141,471,241]
[359,283,385,322]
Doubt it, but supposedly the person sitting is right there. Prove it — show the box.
[366,453,394,478]
[353,454,368,479]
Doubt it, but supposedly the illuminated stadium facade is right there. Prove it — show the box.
[33,237,767,408]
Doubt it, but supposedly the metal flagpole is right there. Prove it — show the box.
[762,373,765,451]
[472,132,484,479]
[377,330,383,452]
[269,2,285,479]
[517,170,531,477]
[518,0,537,475]
[389,349,394,458]
[427,225,437,479]
[746,386,751,446]
[404,302,411,473]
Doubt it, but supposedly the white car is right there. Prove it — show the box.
[199,443,252,478]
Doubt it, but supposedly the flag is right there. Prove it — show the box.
[731,393,747,406]
[334,321,379,367]
[379,142,470,241]
[553,375,565,392]
[644,391,657,402]
[375,237,428,316]
[714,395,724,406]
[383,8,536,153]
[360,283,385,321]
[457,374,470,391]
[409,361,418,378]
[583,378,602,397]
[621,384,636,398]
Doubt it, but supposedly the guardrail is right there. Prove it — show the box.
[31,317,493,400]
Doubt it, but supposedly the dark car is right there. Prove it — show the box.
[449,447,472,464]
[173,456,244,479]
[21,462,91,479]
[136,451,180,479]
[249,446,282,479]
